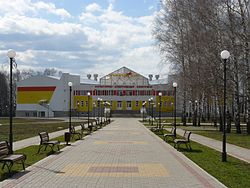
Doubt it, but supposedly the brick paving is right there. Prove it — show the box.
[1,118,226,188]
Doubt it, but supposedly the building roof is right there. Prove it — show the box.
[80,78,99,85]
[149,78,168,85]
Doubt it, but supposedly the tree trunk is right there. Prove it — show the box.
[192,102,197,126]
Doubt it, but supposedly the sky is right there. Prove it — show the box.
[0,0,169,79]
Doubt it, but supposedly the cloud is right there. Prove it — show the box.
[34,2,71,19]
[85,3,101,12]
[0,1,164,78]
[0,0,71,19]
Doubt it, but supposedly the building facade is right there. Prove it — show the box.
[16,67,176,117]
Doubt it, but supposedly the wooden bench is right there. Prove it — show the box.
[163,127,176,142]
[92,121,99,130]
[80,123,91,135]
[151,124,166,134]
[174,131,192,150]
[38,132,60,153]
[70,126,82,139]
[0,141,26,173]
[107,118,111,124]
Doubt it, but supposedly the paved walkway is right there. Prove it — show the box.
[1,118,225,188]
[166,128,250,163]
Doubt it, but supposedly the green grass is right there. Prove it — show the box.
[149,128,250,188]
[191,130,250,149]
[0,122,84,142]
[0,117,63,124]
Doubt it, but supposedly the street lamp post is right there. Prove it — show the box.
[97,98,100,124]
[87,92,90,128]
[148,99,151,126]
[142,101,146,121]
[173,82,177,137]
[188,101,192,123]
[104,101,108,122]
[151,97,154,126]
[68,82,73,132]
[77,101,80,119]
[100,99,103,125]
[152,104,156,125]
[105,102,110,122]
[197,100,201,126]
[221,50,230,162]
[93,102,96,119]
[159,92,162,129]
[7,49,16,154]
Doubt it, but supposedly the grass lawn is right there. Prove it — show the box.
[149,128,250,188]
[0,117,63,124]
[0,122,83,142]
[191,130,250,149]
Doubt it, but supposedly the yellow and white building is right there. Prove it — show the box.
[16,67,176,117]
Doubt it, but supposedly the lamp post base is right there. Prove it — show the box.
[222,152,227,162]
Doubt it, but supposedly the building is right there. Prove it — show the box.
[16,67,176,117]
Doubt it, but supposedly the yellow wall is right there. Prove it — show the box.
[73,97,175,112]
[156,96,174,112]
[132,101,141,111]
[111,101,117,110]
[17,91,54,104]
[122,101,126,110]
[74,96,93,112]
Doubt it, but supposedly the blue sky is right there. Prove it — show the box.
[0,0,169,79]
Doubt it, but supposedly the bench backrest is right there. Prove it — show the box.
[39,132,49,144]
[171,127,176,134]
[0,141,9,158]
[183,131,191,141]
[70,126,76,133]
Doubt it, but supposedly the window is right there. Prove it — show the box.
[135,101,139,107]
[85,101,88,106]
[126,91,132,96]
[33,112,37,117]
[127,101,132,108]
[118,91,123,96]
[81,101,84,107]
[25,112,29,117]
[117,101,122,108]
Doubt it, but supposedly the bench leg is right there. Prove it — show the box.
[37,145,43,154]
[22,160,25,170]
[2,162,6,170]
[6,162,13,174]
[188,143,192,150]
[57,144,60,151]
[44,145,48,151]
[49,145,54,152]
